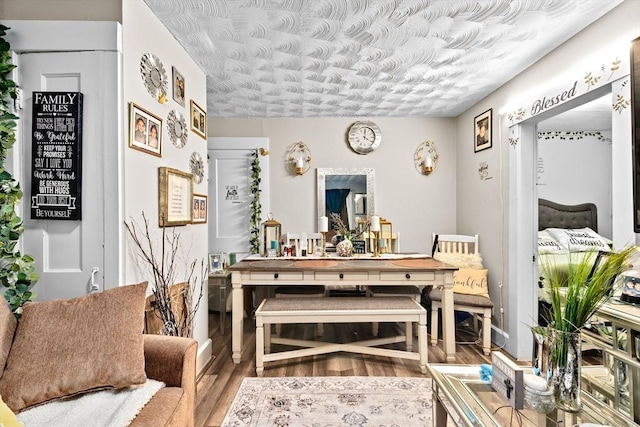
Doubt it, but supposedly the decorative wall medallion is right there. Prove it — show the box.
[140,53,169,103]
[167,110,188,148]
[189,152,204,184]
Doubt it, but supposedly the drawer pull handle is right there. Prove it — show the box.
[274,273,279,279]
[405,273,411,279]
[339,273,344,279]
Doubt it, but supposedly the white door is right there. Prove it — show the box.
[19,51,113,300]
[208,138,269,261]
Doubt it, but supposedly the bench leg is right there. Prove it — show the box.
[430,304,439,346]
[265,322,271,354]
[482,309,492,356]
[317,323,324,337]
[418,315,428,374]
[256,318,264,377]
[405,321,413,352]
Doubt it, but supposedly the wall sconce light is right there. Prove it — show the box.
[286,141,311,176]
[414,140,440,175]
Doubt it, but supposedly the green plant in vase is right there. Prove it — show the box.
[329,212,361,257]
[544,246,635,412]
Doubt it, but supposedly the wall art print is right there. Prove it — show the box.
[474,108,492,153]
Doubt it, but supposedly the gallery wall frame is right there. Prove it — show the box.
[158,167,193,227]
[172,66,185,107]
[631,36,640,232]
[190,99,207,139]
[192,193,207,224]
[129,102,162,157]
[474,108,492,153]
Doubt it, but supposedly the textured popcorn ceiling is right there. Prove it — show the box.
[144,0,622,118]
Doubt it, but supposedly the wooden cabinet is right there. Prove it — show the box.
[208,271,231,334]
[581,299,640,423]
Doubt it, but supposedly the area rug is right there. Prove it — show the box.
[221,376,435,427]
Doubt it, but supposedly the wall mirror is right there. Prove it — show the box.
[317,168,375,232]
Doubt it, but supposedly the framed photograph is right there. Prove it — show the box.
[129,103,162,157]
[192,193,207,224]
[209,253,224,273]
[172,66,185,107]
[474,108,492,153]
[158,167,193,227]
[190,99,207,139]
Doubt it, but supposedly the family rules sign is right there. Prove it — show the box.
[30,92,83,220]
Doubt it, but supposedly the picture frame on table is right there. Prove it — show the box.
[190,100,207,139]
[209,253,224,273]
[192,193,207,224]
[158,167,193,227]
[172,66,185,107]
[474,108,492,153]
[128,103,162,157]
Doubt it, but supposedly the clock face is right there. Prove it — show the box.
[348,121,381,154]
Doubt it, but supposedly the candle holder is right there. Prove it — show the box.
[320,231,328,257]
[286,141,311,176]
[372,230,381,257]
[414,140,439,176]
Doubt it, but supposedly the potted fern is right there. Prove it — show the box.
[543,246,635,412]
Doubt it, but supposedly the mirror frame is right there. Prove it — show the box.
[317,168,375,225]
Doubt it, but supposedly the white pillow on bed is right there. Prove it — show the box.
[538,230,567,254]
[545,227,611,252]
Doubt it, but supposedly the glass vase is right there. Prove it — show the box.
[547,328,582,412]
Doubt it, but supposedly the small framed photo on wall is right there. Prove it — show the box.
[129,103,162,157]
[190,100,207,139]
[192,193,207,224]
[474,108,492,153]
[172,66,185,107]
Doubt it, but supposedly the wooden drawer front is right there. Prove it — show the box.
[249,272,303,281]
[314,271,369,281]
[380,271,435,282]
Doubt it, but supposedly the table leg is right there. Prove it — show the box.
[433,385,448,427]
[441,271,456,362]
[231,272,243,364]
[219,282,226,334]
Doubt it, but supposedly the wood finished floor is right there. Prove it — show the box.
[195,311,494,427]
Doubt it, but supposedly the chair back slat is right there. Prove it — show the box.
[432,233,479,255]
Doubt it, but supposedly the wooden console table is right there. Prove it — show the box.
[228,255,458,364]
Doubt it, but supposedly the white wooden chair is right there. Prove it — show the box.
[429,233,493,356]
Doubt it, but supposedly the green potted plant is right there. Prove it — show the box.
[0,24,38,316]
[543,246,635,412]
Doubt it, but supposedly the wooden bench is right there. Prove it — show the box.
[254,296,428,376]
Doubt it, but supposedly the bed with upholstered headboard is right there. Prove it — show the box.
[538,198,598,233]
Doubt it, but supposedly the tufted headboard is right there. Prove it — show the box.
[538,199,598,233]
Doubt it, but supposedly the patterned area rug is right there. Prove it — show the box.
[221,376,435,427]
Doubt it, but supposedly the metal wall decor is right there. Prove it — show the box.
[189,151,204,184]
[414,140,439,175]
[167,110,188,148]
[140,53,169,104]
[286,141,311,175]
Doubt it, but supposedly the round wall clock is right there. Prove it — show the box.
[189,152,204,184]
[140,53,169,103]
[167,110,188,148]
[347,121,382,154]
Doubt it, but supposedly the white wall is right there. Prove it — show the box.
[122,0,210,371]
[456,0,640,358]
[208,116,458,254]
[537,131,613,238]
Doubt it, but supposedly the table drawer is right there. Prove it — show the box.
[314,271,369,281]
[380,271,435,281]
[249,272,303,281]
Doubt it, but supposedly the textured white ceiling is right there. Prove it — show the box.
[143,0,622,118]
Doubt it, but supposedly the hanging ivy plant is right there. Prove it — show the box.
[249,149,261,254]
[0,24,38,316]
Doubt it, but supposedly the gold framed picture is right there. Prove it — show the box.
[172,66,185,107]
[192,193,207,224]
[158,167,193,227]
[190,99,207,139]
[129,102,162,157]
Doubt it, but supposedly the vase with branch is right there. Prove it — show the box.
[125,212,205,338]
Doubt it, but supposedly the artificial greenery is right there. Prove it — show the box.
[0,25,38,315]
[544,247,635,333]
[249,149,261,254]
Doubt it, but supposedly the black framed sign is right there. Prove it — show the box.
[30,91,83,220]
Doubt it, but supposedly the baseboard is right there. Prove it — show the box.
[490,324,509,350]
[196,338,213,376]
